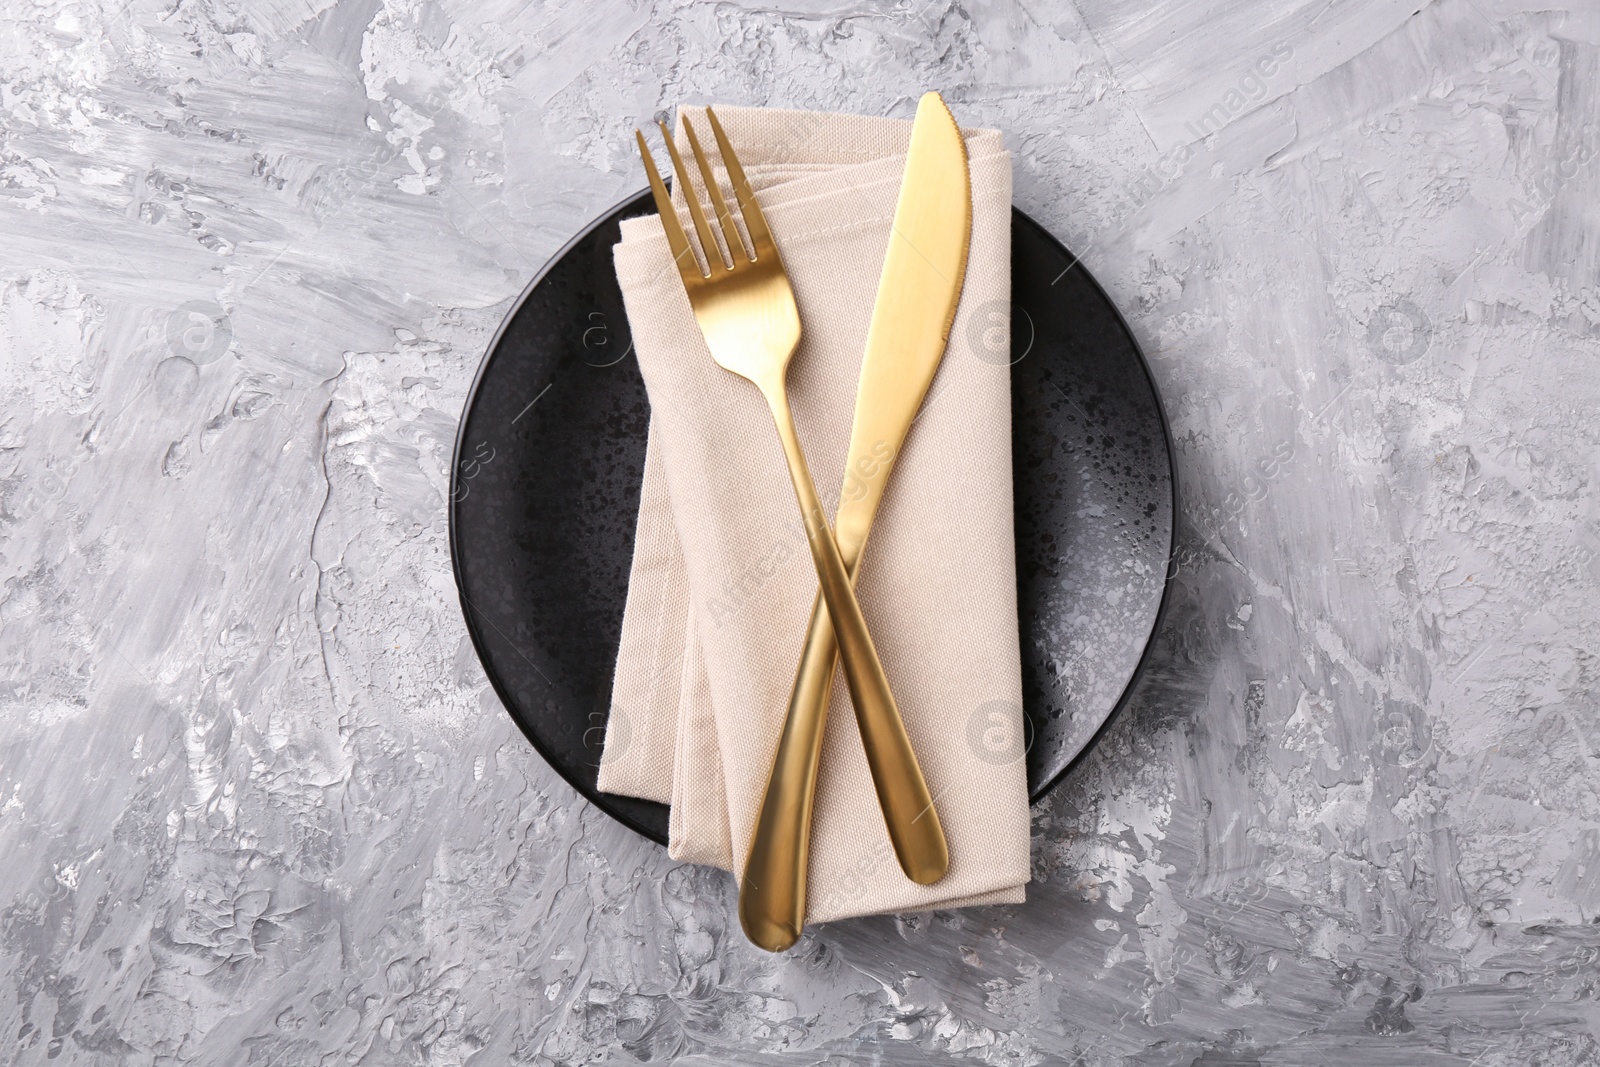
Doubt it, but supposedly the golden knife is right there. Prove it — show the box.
[739,91,973,952]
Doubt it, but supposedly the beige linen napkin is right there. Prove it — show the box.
[599,104,1028,923]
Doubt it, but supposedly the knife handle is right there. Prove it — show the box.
[738,590,839,952]
[740,556,949,952]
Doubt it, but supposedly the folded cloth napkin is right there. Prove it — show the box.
[598,104,1029,923]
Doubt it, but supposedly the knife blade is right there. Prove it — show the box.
[739,91,973,952]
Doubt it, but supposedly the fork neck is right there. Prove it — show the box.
[759,382,829,531]
[753,373,789,413]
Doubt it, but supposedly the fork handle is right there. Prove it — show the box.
[739,386,948,948]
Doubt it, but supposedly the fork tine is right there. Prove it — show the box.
[682,114,750,264]
[704,106,774,256]
[657,119,725,273]
[635,129,701,282]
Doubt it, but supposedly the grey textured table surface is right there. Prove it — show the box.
[3,1,1599,1064]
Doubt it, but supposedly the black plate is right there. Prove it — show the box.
[450,191,1176,846]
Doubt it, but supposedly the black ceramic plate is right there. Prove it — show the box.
[450,191,1175,846]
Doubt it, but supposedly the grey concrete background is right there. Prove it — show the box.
[2,0,1599,1063]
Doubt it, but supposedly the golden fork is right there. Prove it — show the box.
[634,110,949,945]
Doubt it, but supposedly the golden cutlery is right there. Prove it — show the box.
[633,109,948,951]
[738,92,973,951]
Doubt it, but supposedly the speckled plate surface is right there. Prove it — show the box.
[450,190,1175,846]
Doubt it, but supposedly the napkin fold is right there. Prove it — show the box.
[599,104,1029,923]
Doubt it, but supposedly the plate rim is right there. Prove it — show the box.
[448,189,665,847]
[1010,208,1180,803]
[448,189,1179,843]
